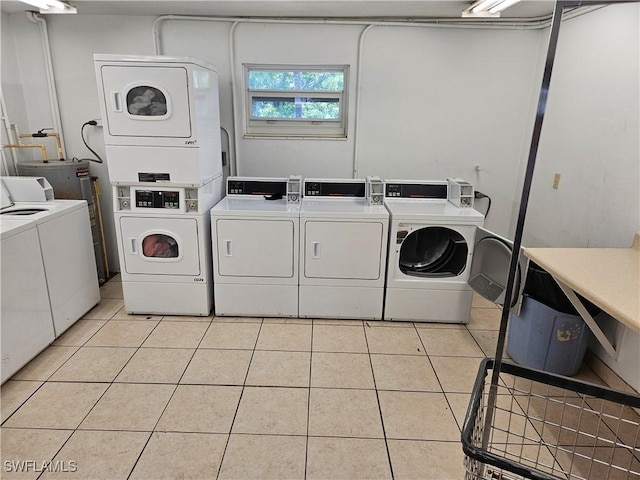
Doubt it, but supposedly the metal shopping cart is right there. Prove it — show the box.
[461,359,640,480]
[460,2,640,479]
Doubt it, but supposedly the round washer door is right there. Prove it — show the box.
[399,226,469,277]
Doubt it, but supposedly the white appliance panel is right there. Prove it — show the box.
[215,218,295,278]
[1,221,55,383]
[303,221,384,280]
[122,282,211,316]
[100,65,191,138]
[298,285,384,320]
[214,284,299,317]
[38,206,101,335]
[384,288,473,323]
[119,216,201,276]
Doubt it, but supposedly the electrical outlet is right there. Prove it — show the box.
[93,118,103,127]
[553,173,561,189]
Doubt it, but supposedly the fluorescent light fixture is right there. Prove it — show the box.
[462,0,521,17]
[19,0,76,14]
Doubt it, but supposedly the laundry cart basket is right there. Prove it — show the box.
[462,358,640,480]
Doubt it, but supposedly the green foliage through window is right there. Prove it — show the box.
[252,97,340,120]
[245,65,348,138]
[249,70,344,92]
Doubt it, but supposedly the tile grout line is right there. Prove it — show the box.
[33,302,133,480]
[125,315,215,479]
[213,317,265,479]
[363,320,395,480]
[304,320,315,480]
[412,323,466,434]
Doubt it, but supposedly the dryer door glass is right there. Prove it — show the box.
[100,66,191,138]
[399,226,468,277]
[119,217,200,276]
[142,233,178,258]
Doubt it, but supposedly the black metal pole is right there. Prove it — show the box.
[481,0,567,451]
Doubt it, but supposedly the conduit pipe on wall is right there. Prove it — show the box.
[151,6,605,176]
[25,11,67,159]
[352,24,376,177]
[229,21,240,176]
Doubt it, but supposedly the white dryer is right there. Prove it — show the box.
[211,176,301,317]
[299,178,389,320]
[94,54,222,186]
[113,176,222,316]
[0,199,100,336]
[0,217,55,383]
[384,180,526,323]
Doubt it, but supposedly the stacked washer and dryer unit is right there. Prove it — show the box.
[95,54,224,316]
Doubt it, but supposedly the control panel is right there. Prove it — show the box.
[227,178,287,196]
[113,186,203,214]
[385,182,448,199]
[135,190,180,209]
[304,180,366,198]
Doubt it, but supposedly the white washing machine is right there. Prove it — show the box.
[299,178,389,320]
[94,54,222,186]
[113,176,223,315]
[0,199,100,336]
[210,176,301,317]
[0,217,55,383]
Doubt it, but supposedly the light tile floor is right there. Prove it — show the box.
[1,275,633,480]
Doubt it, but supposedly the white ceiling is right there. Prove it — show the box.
[1,0,558,19]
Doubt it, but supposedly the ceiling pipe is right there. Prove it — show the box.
[25,11,67,159]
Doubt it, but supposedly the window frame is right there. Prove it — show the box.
[243,64,349,139]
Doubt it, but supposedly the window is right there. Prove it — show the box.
[245,65,348,138]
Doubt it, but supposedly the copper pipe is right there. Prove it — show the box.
[2,144,48,163]
[19,132,64,161]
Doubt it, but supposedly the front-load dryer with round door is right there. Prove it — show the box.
[0,199,100,336]
[383,180,485,323]
[210,176,301,317]
[299,178,389,320]
[113,176,222,316]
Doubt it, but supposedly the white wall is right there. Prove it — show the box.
[525,4,640,249]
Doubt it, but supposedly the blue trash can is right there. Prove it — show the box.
[507,263,598,376]
[508,295,592,376]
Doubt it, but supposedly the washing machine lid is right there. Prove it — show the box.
[0,200,86,223]
[385,200,484,224]
[468,227,528,312]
